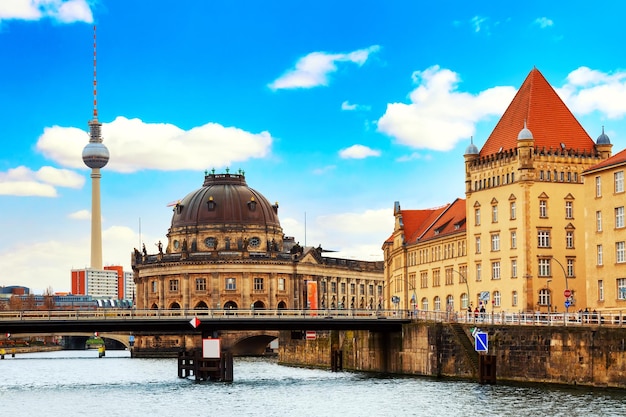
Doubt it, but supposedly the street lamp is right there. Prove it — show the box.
[539,255,569,313]
[450,269,471,310]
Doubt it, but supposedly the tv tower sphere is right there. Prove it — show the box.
[82,141,109,169]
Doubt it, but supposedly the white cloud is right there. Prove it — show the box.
[558,67,626,119]
[312,165,336,175]
[377,65,516,151]
[0,0,93,23]
[268,45,380,90]
[534,17,554,28]
[282,208,392,261]
[471,16,488,33]
[35,116,274,173]
[0,224,145,293]
[341,100,371,111]
[0,166,84,197]
[69,209,90,220]
[339,144,381,159]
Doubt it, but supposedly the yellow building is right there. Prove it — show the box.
[583,147,626,312]
[384,68,613,314]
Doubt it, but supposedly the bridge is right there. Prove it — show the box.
[0,308,411,335]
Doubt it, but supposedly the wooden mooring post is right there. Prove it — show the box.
[330,349,343,372]
[178,350,233,382]
[478,354,497,384]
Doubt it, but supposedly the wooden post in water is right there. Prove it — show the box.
[478,354,497,384]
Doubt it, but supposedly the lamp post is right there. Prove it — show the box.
[550,256,570,313]
[547,279,552,313]
[450,269,471,310]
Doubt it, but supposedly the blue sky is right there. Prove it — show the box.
[2,0,626,293]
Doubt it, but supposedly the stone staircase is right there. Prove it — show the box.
[450,322,479,376]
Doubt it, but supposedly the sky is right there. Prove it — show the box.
[2,0,626,294]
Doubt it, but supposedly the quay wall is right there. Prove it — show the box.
[278,323,626,388]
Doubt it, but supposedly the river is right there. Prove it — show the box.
[0,350,624,417]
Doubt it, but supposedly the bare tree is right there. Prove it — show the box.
[43,286,56,310]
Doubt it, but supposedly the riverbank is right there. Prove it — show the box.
[0,345,64,356]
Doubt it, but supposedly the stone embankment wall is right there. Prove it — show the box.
[278,323,626,388]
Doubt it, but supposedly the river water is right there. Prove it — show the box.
[0,350,625,417]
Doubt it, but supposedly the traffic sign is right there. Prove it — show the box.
[475,332,488,352]
[305,331,316,340]
[189,316,201,328]
[479,291,490,301]
[564,289,572,298]
[565,300,571,308]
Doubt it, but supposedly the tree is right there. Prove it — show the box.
[43,286,56,310]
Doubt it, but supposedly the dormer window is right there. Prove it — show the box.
[247,197,257,211]
[207,196,216,211]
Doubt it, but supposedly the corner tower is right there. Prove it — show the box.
[464,68,611,313]
[82,26,109,270]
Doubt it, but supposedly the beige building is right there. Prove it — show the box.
[132,170,384,313]
[583,148,626,311]
[384,68,613,314]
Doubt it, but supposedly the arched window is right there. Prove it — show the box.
[421,297,429,311]
[434,296,441,311]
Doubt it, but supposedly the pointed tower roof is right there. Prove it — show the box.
[479,68,595,157]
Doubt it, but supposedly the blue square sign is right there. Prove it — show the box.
[475,332,488,352]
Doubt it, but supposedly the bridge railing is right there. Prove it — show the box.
[0,308,410,321]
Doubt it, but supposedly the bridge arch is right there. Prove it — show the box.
[252,300,265,309]
[224,301,238,309]
[169,302,181,309]
[277,301,287,309]
[194,301,209,309]
[223,332,279,356]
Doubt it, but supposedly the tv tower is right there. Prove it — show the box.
[82,25,109,270]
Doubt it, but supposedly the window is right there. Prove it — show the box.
[421,298,429,311]
[420,272,428,288]
[475,208,481,226]
[331,282,337,293]
[598,280,604,301]
[434,296,441,311]
[567,258,575,277]
[433,270,441,287]
[493,291,501,307]
[369,285,374,296]
[565,201,573,219]
[618,278,626,300]
[278,278,285,291]
[617,242,626,263]
[475,236,481,254]
[254,277,264,291]
[169,279,179,292]
[445,269,454,285]
[510,201,516,220]
[616,171,624,193]
[538,258,551,277]
[510,231,517,249]
[359,283,365,295]
[539,289,550,306]
[226,277,236,290]
[151,280,157,293]
[512,291,518,306]
[616,206,625,228]
[492,261,501,280]
[597,245,603,266]
[446,295,454,311]
[476,263,482,281]
[539,200,548,218]
[491,234,500,251]
[350,283,356,295]
[596,176,602,197]
[492,205,498,223]
[461,293,469,309]
[511,259,518,278]
[566,231,574,249]
[537,230,551,248]
[340,282,346,294]
[597,211,603,232]
[195,278,206,291]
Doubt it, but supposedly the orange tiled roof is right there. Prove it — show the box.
[585,148,626,174]
[479,68,595,157]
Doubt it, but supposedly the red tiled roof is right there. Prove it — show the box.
[585,148,626,174]
[479,68,595,157]
[418,198,466,242]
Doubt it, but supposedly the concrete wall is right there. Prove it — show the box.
[278,323,626,388]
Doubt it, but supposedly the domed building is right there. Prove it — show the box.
[131,170,384,355]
